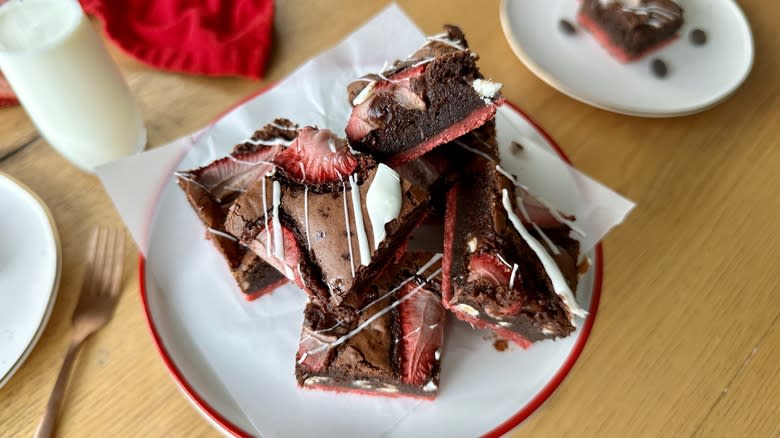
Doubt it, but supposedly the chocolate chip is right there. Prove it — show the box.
[510,141,524,154]
[690,29,707,46]
[493,339,509,352]
[559,19,577,35]
[651,58,668,78]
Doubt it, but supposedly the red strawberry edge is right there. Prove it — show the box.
[274,126,359,185]
[398,283,446,387]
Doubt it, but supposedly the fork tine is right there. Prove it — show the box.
[80,228,101,298]
[93,226,111,296]
[108,230,126,298]
[102,228,121,297]
[74,228,100,322]
[97,227,115,297]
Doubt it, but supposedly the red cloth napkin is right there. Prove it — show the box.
[0,72,18,108]
[80,0,275,78]
[1,0,273,109]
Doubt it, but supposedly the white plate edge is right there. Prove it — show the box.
[498,0,756,118]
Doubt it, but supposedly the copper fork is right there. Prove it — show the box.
[34,226,126,438]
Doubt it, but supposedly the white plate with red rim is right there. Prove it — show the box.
[139,100,604,437]
[0,172,60,389]
[499,0,754,117]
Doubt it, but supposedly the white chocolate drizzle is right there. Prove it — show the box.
[357,253,443,314]
[174,171,211,193]
[206,227,237,242]
[352,28,463,108]
[349,174,371,266]
[300,267,442,358]
[226,155,275,167]
[509,263,519,289]
[243,136,294,147]
[297,263,306,288]
[261,176,272,257]
[495,253,512,268]
[300,162,311,250]
[298,253,443,354]
[495,164,586,238]
[599,0,681,28]
[410,56,435,68]
[426,32,466,51]
[352,80,376,106]
[341,182,356,278]
[453,139,495,162]
[272,181,284,262]
[501,189,587,322]
[268,121,297,131]
[284,265,295,280]
[366,164,403,250]
[515,195,561,256]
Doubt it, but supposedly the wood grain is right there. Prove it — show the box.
[1,0,778,436]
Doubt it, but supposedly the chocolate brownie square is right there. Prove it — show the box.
[296,252,446,399]
[345,25,502,166]
[578,0,684,62]
[224,126,429,317]
[441,128,587,347]
[176,119,298,300]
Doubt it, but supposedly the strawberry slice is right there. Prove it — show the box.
[346,66,427,141]
[393,83,426,111]
[389,65,425,81]
[297,327,335,372]
[467,253,512,288]
[466,253,526,318]
[247,219,305,287]
[398,283,446,387]
[0,71,19,107]
[516,188,575,229]
[274,127,358,184]
[345,103,380,141]
[185,147,284,202]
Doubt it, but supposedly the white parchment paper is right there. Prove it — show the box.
[97,4,635,437]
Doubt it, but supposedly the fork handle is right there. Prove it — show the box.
[34,338,85,438]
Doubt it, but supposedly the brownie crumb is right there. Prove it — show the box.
[559,19,577,36]
[651,59,668,78]
[493,339,509,352]
[690,29,707,46]
[577,257,591,276]
[510,141,524,154]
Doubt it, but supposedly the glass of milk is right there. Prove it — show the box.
[0,0,146,172]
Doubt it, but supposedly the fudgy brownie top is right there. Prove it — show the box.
[345,25,502,164]
[579,0,684,57]
[296,252,445,395]
[223,126,430,312]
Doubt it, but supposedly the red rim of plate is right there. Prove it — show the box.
[137,96,604,438]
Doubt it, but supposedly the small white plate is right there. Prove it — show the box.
[0,172,61,388]
[500,0,754,117]
[140,103,603,437]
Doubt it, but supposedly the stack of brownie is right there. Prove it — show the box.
[177,25,588,400]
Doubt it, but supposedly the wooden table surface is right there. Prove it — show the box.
[1,0,779,436]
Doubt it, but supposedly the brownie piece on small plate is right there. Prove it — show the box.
[442,128,587,347]
[345,25,503,166]
[296,252,446,399]
[224,126,429,316]
[578,0,684,62]
[175,119,297,300]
